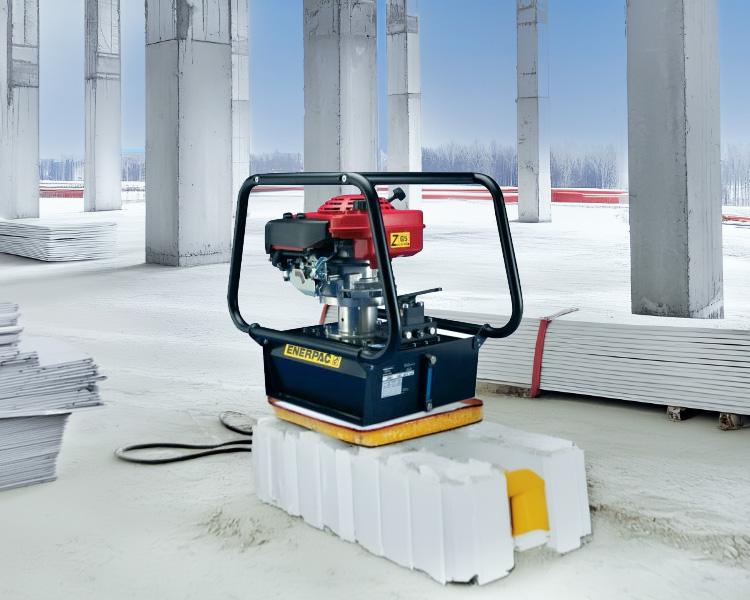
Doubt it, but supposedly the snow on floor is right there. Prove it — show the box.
[0,197,748,599]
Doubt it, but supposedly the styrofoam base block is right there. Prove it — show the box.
[418,421,592,554]
[253,417,590,585]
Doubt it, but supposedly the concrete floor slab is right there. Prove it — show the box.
[0,197,748,598]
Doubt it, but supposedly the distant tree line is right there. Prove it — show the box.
[38,143,750,206]
[722,145,750,207]
[251,151,303,173]
[122,153,146,181]
[550,145,620,189]
[40,151,306,183]
[39,153,145,182]
[422,142,519,186]
[423,141,621,189]
[39,158,83,181]
[35,145,623,190]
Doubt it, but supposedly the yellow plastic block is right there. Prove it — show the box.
[506,468,550,536]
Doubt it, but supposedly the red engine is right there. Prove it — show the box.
[264,188,430,344]
[265,193,424,269]
[305,194,424,265]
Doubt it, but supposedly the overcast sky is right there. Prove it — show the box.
[39,0,750,158]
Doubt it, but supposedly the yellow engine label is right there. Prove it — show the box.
[390,231,411,248]
[283,344,343,369]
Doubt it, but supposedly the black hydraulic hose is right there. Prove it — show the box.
[114,440,252,465]
[114,411,254,465]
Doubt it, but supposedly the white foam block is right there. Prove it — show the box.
[254,417,586,584]
[418,422,591,554]
[334,449,355,542]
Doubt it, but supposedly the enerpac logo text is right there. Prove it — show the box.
[283,344,343,369]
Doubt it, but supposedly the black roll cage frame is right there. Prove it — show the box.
[228,172,523,363]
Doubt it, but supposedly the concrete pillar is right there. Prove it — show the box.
[303,0,378,211]
[231,0,250,200]
[85,0,122,212]
[145,0,233,267]
[0,2,8,215]
[516,0,551,223]
[387,0,421,209]
[0,0,39,220]
[627,0,723,318]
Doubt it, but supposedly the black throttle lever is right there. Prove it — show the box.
[387,187,406,204]
[397,288,443,305]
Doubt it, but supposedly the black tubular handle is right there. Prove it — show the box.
[359,172,523,339]
[228,172,402,362]
[227,172,523,363]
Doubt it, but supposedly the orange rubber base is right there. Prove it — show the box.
[268,397,484,447]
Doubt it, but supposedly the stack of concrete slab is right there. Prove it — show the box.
[254,417,590,584]
[0,303,23,362]
[432,309,750,416]
[0,219,116,261]
[0,337,105,413]
[0,304,104,491]
[0,413,71,491]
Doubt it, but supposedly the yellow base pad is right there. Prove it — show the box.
[269,398,484,447]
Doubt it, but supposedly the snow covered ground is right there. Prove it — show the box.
[0,196,748,599]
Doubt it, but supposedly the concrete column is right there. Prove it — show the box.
[0,2,8,215]
[0,0,39,220]
[231,0,250,200]
[303,0,378,211]
[516,0,551,223]
[387,0,421,209]
[85,0,122,212]
[145,0,233,267]
[627,0,723,318]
